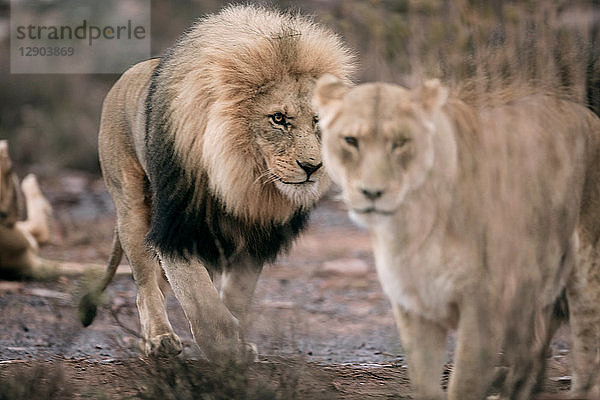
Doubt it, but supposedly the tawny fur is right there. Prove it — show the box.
[83,5,355,360]
[0,141,54,279]
[314,75,600,399]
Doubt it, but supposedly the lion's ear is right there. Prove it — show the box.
[415,79,448,113]
[312,74,349,114]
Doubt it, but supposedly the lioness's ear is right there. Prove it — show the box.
[312,74,349,114]
[415,79,448,112]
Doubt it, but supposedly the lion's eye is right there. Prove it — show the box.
[393,137,411,150]
[313,116,319,125]
[344,136,359,149]
[270,112,287,126]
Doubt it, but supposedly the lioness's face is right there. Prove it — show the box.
[314,78,441,225]
[250,76,330,207]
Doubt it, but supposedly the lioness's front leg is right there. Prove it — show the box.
[160,254,245,362]
[447,303,498,400]
[392,303,447,400]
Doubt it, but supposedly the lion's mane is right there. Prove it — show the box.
[144,6,354,265]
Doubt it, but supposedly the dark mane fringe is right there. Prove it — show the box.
[144,169,310,268]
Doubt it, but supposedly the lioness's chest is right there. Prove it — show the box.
[372,234,467,327]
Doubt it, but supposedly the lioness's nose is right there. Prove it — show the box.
[297,160,322,179]
[360,188,385,201]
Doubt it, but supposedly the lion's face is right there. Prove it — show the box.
[313,76,447,225]
[249,76,330,207]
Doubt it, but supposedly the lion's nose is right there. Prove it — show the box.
[297,160,322,179]
[360,188,385,201]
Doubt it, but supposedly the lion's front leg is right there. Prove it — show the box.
[392,303,447,400]
[220,261,263,323]
[160,254,248,362]
[220,261,263,358]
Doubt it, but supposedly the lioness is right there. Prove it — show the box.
[313,76,600,399]
[79,5,355,360]
[0,140,53,279]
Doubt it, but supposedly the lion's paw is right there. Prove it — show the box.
[145,333,183,357]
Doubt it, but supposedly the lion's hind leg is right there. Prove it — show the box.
[110,169,182,357]
[118,213,183,357]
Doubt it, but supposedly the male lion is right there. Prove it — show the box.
[313,76,600,399]
[79,6,354,360]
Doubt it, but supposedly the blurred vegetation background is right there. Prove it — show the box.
[0,0,598,175]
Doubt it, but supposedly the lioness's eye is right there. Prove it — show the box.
[313,116,319,125]
[344,136,359,149]
[393,137,411,150]
[270,112,287,125]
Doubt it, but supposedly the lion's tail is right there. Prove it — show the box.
[78,226,123,327]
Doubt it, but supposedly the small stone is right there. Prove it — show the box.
[550,375,572,382]
[319,258,370,276]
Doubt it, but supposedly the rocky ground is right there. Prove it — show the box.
[0,173,575,399]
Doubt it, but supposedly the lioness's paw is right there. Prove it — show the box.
[145,333,183,357]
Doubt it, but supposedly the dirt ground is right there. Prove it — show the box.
[0,173,575,399]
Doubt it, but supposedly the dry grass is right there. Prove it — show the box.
[0,362,73,400]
